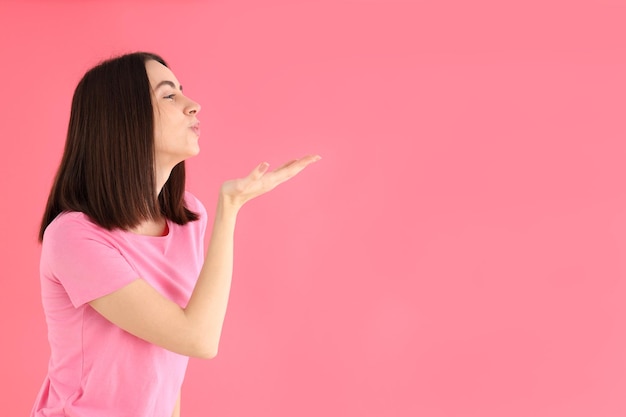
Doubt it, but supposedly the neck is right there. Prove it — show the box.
[155,165,173,197]
[127,164,174,235]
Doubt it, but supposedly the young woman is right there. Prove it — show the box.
[31,52,320,417]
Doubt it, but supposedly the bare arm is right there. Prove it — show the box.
[171,391,180,417]
[88,155,320,358]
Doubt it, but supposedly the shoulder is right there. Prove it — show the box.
[40,211,130,282]
[45,211,99,238]
[43,211,117,247]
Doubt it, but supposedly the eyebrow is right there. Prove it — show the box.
[154,80,183,92]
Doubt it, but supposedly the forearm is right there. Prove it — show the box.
[183,194,239,358]
[88,157,318,358]
[171,391,181,417]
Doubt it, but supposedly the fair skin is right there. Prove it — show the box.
[88,60,320,416]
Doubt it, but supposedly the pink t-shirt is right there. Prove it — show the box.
[31,192,207,417]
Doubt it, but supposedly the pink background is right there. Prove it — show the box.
[2,0,626,415]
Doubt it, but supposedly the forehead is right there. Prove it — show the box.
[145,59,180,89]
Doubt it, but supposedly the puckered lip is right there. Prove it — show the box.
[190,120,201,138]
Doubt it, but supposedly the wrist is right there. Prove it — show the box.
[216,192,241,218]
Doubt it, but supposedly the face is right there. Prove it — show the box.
[145,59,201,170]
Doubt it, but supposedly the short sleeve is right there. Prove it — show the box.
[41,213,139,308]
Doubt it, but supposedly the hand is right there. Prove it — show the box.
[220,154,321,210]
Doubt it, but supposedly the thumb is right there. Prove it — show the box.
[258,162,270,174]
[251,162,270,179]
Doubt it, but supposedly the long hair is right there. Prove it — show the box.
[39,52,198,241]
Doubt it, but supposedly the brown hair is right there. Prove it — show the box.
[39,52,198,241]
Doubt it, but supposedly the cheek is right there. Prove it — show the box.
[152,125,163,150]
[153,112,175,143]
[152,117,168,149]
[156,112,178,133]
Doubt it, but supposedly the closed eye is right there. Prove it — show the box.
[164,94,176,100]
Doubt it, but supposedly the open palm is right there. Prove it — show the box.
[221,154,321,209]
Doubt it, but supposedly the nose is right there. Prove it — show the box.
[186,98,201,115]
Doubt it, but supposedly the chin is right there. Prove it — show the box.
[189,145,201,157]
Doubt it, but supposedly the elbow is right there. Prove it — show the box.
[189,336,219,359]
[195,346,218,360]
[181,318,223,359]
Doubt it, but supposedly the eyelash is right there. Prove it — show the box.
[164,94,176,100]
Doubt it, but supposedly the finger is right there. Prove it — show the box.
[258,162,270,174]
[266,155,321,185]
[274,155,320,172]
[291,154,322,168]
[275,159,298,171]
[303,154,322,164]
[248,162,270,181]
[282,155,321,174]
